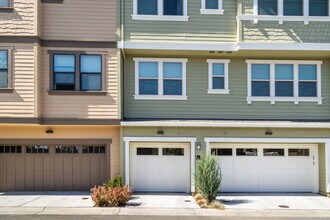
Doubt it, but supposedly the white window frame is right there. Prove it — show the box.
[0,47,13,90]
[134,58,188,100]
[245,0,330,24]
[246,60,322,105]
[207,59,230,94]
[200,0,224,15]
[132,0,189,21]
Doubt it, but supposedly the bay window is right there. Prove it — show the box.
[134,58,187,100]
[133,0,188,21]
[247,60,322,104]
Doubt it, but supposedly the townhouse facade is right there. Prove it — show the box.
[120,0,330,196]
[0,0,120,191]
[0,0,330,197]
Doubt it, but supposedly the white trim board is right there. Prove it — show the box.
[121,120,330,129]
[120,41,330,52]
[123,137,197,193]
[204,137,330,194]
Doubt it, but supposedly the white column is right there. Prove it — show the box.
[124,140,130,185]
[190,140,196,193]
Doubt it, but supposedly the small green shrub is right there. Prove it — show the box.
[194,154,222,204]
[91,185,131,207]
[105,175,124,189]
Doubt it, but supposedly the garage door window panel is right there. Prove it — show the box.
[289,149,309,156]
[0,146,21,153]
[236,148,258,156]
[56,146,79,154]
[162,148,184,156]
[211,148,232,156]
[137,147,159,155]
[263,148,285,156]
[26,146,49,154]
[82,146,105,154]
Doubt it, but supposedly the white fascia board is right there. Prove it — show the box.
[121,121,330,129]
[123,136,197,142]
[204,137,330,143]
[122,41,238,51]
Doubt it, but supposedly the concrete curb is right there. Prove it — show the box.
[0,207,330,219]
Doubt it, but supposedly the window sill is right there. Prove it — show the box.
[207,89,230,94]
[247,97,323,105]
[200,9,224,15]
[132,15,189,21]
[238,15,330,25]
[0,88,14,93]
[0,7,14,12]
[134,95,188,100]
[48,91,108,96]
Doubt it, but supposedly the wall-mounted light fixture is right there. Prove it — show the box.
[196,142,201,150]
[265,130,273,136]
[46,128,54,134]
[157,129,164,135]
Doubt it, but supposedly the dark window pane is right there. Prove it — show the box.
[54,73,75,84]
[10,146,15,153]
[100,146,105,154]
[284,0,303,15]
[0,146,4,153]
[80,55,102,73]
[310,0,328,16]
[213,77,224,89]
[275,82,294,97]
[263,149,285,156]
[163,80,182,95]
[258,0,278,15]
[56,147,61,153]
[252,81,270,96]
[0,50,8,69]
[137,148,159,155]
[16,146,22,153]
[162,148,184,156]
[82,147,88,153]
[26,146,31,153]
[44,147,49,153]
[94,147,100,153]
[81,73,101,91]
[139,79,158,95]
[164,0,183,15]
[4,146,9,153]
[299,82,317,97]
[206,0,219,9]
[54,84,75,91]
[211,148,232,156]
[237,148,258,156]
[289,149,309,156]
[73,147,79,153]
[54,55,75,72]
[138,0,158,15]
[89,146,94,153]
[0,71,8,88]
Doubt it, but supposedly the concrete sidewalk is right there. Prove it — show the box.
[0,207,330,220]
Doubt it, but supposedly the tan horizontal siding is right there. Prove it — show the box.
[0,46,35,118]
[0,0,35,36]
[42,0,117,41]
[124,0,237,43]
[41,48,118,119]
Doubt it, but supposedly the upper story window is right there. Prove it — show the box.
[201,0,224,14]
[207,59,230,94]
[134,58,188,100]
[247,60,322,105]
[51,52,104,92]
[258,0,329,16]
[133,0,188,21]
[0,50,8,89]
[0,0,11,7]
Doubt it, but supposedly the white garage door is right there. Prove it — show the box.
[130,142,190,193]
[211,144,317,193]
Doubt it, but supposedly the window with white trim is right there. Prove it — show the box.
[201,0,224,14]
[0,50,9,88]
[207,59,230,94]
[134,58,187,100]
[133,0,188,21]
[247,60,322,105]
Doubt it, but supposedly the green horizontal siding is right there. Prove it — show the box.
[124,0,237,42]
[125,56,330,120]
